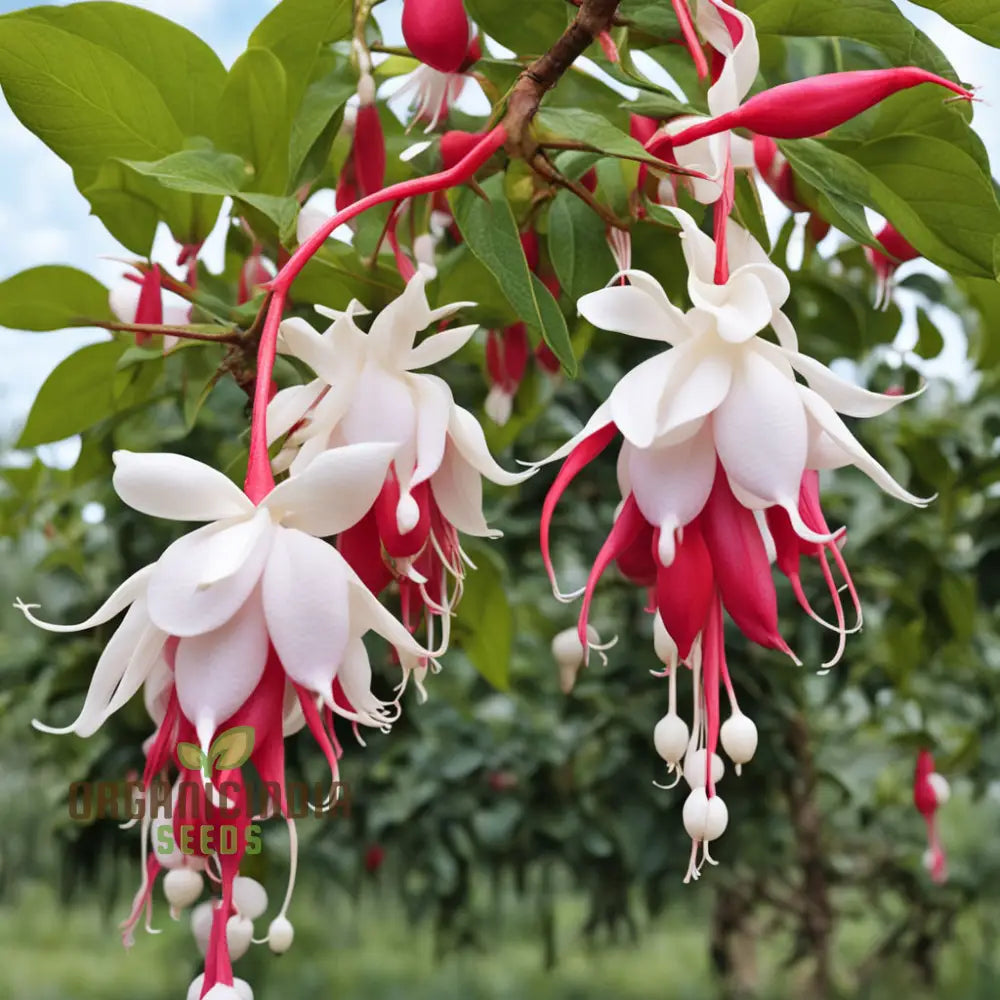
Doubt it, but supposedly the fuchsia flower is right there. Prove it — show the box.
[336,76,386,212]
[485,322,529,425]
[267,268,532,637]
[110,263,190,350]
[867,222,921,308]
[401,0,471,74]
[914,749,950,883]
[540,210,928,880]
[397,35,482,133]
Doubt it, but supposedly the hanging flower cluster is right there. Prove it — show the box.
[11,0,975,992]
[539,0,970,882]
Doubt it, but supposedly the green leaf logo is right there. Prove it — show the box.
[176,726,255,777]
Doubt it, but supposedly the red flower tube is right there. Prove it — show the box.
[402,0,470,74]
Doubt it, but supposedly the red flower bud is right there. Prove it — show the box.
[672,68,973,146]
[486,323,529,392]
[364,844,385,873]
[374,467,431,560]
[580,168,598,193]
[237,250,273,304]
[752,135,809,213]
[866,222,920,304]
[402,0,470,74]
[535,342,561,375]
[353,104,386,199]
[440,130,484,171]
[460,35,482,72]
[134,264,163,346]
[520,230,540,273]
[630,113,660,146]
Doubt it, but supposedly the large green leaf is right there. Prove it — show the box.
[535,108,666,166]
[906,1,1000,47]
[217,48,290,195]
[248,0,352,110]
[0,267,113,332]
[740,0,956,78]
[546,191,615,301]
[0,18,183,185]
[17,340,128,448]
[464,0,568,56]
[122,149,253,196]
[778,136,1000,278]
[10,2,226,137]
[449,176,576,375]
[288,64,355,189]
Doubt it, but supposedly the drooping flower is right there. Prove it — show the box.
[539,209,927,879]
[867,222,920,309]
[914,749,949,883]
[110,263,190,350]
[267,267,532,635]
[336,76,386,212]
[18,443,427,748]
[396,35,482,133]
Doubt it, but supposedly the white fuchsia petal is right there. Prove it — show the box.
[32,599,158,736]
[409,374,453,488]
[329,636,394,726]
[174,589,270,752]
[266,441,396,537]
[430,439,494,537]
[277,318,341,383]
[146,512,273,637]
[669,208,718,285]
[447,405,534,486]
[778,345,923,417]
[261,528,351,694]
[112,451,253,522]
[697,0,759,114]
[656,340,733,441]
[406,324,479,369]
[626,421,716,537]
[345,567,427,657]
[340,362,418,450]
[536,400,614,465]
[800,386,931,505]
[609,352,677,448]
[266,382,325,444]
[578,282,686,342]
[713,346,808,506]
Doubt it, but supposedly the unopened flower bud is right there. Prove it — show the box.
[682,788,728,842]
[551,625,599,693]
[683,748,725,789]
[191,901,215,956]
[720,712,758,774]
[402,0,470,74]
[653,712,689,765]
[226,915,254,961]
[164,867,204,911]
[268,915,295,954]
[927,772,950,807]
[232,876,268,921]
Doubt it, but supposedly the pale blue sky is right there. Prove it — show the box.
[0,0,996,447]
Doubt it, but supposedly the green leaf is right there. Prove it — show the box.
[619,1,680,40]
[464,0,568,55]
[217,48,290,194]
[248,0,352,111]
[288,64,355,188]
[235,194,301,245]
[915,308,945,359]
[547,191,615,301]
[778,136,1000,277]
[906,1,1000,47]
[535,108,667,167]
[122,149,253,196]
[0,18,183,186]
[18,340,128,448]
[176,742,207,771]
[12,1,227,137]
[0,266,113,331]
[449,177,575,375]
[733,173,771,252]
[455,547,513,691]
[209,726,256,771]
[739,0,956,79]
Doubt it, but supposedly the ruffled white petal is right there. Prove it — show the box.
[409,375,453,488]
[146,512,273,637]
[339,362,418,450]
[536,400,614,465]
[406,324,478,369]
[345,565,427,657]
[328,636,396,727]
[656,340,733,440]
[609,351,677,448]
[697,0,759,115]
[668,208,718,286]
[447,405,534,486]
[578,281,686,342]
[262,528,351,695]
[174,589,270,752]
[713,346,807,506]
[277,318,341,384]
[265,441,396,536]
[15,564,154,633]
[112,451,253,522]
[799,386,931,505]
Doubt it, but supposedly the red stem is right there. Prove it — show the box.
[671,0,708,80]
[243,125,508,503]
